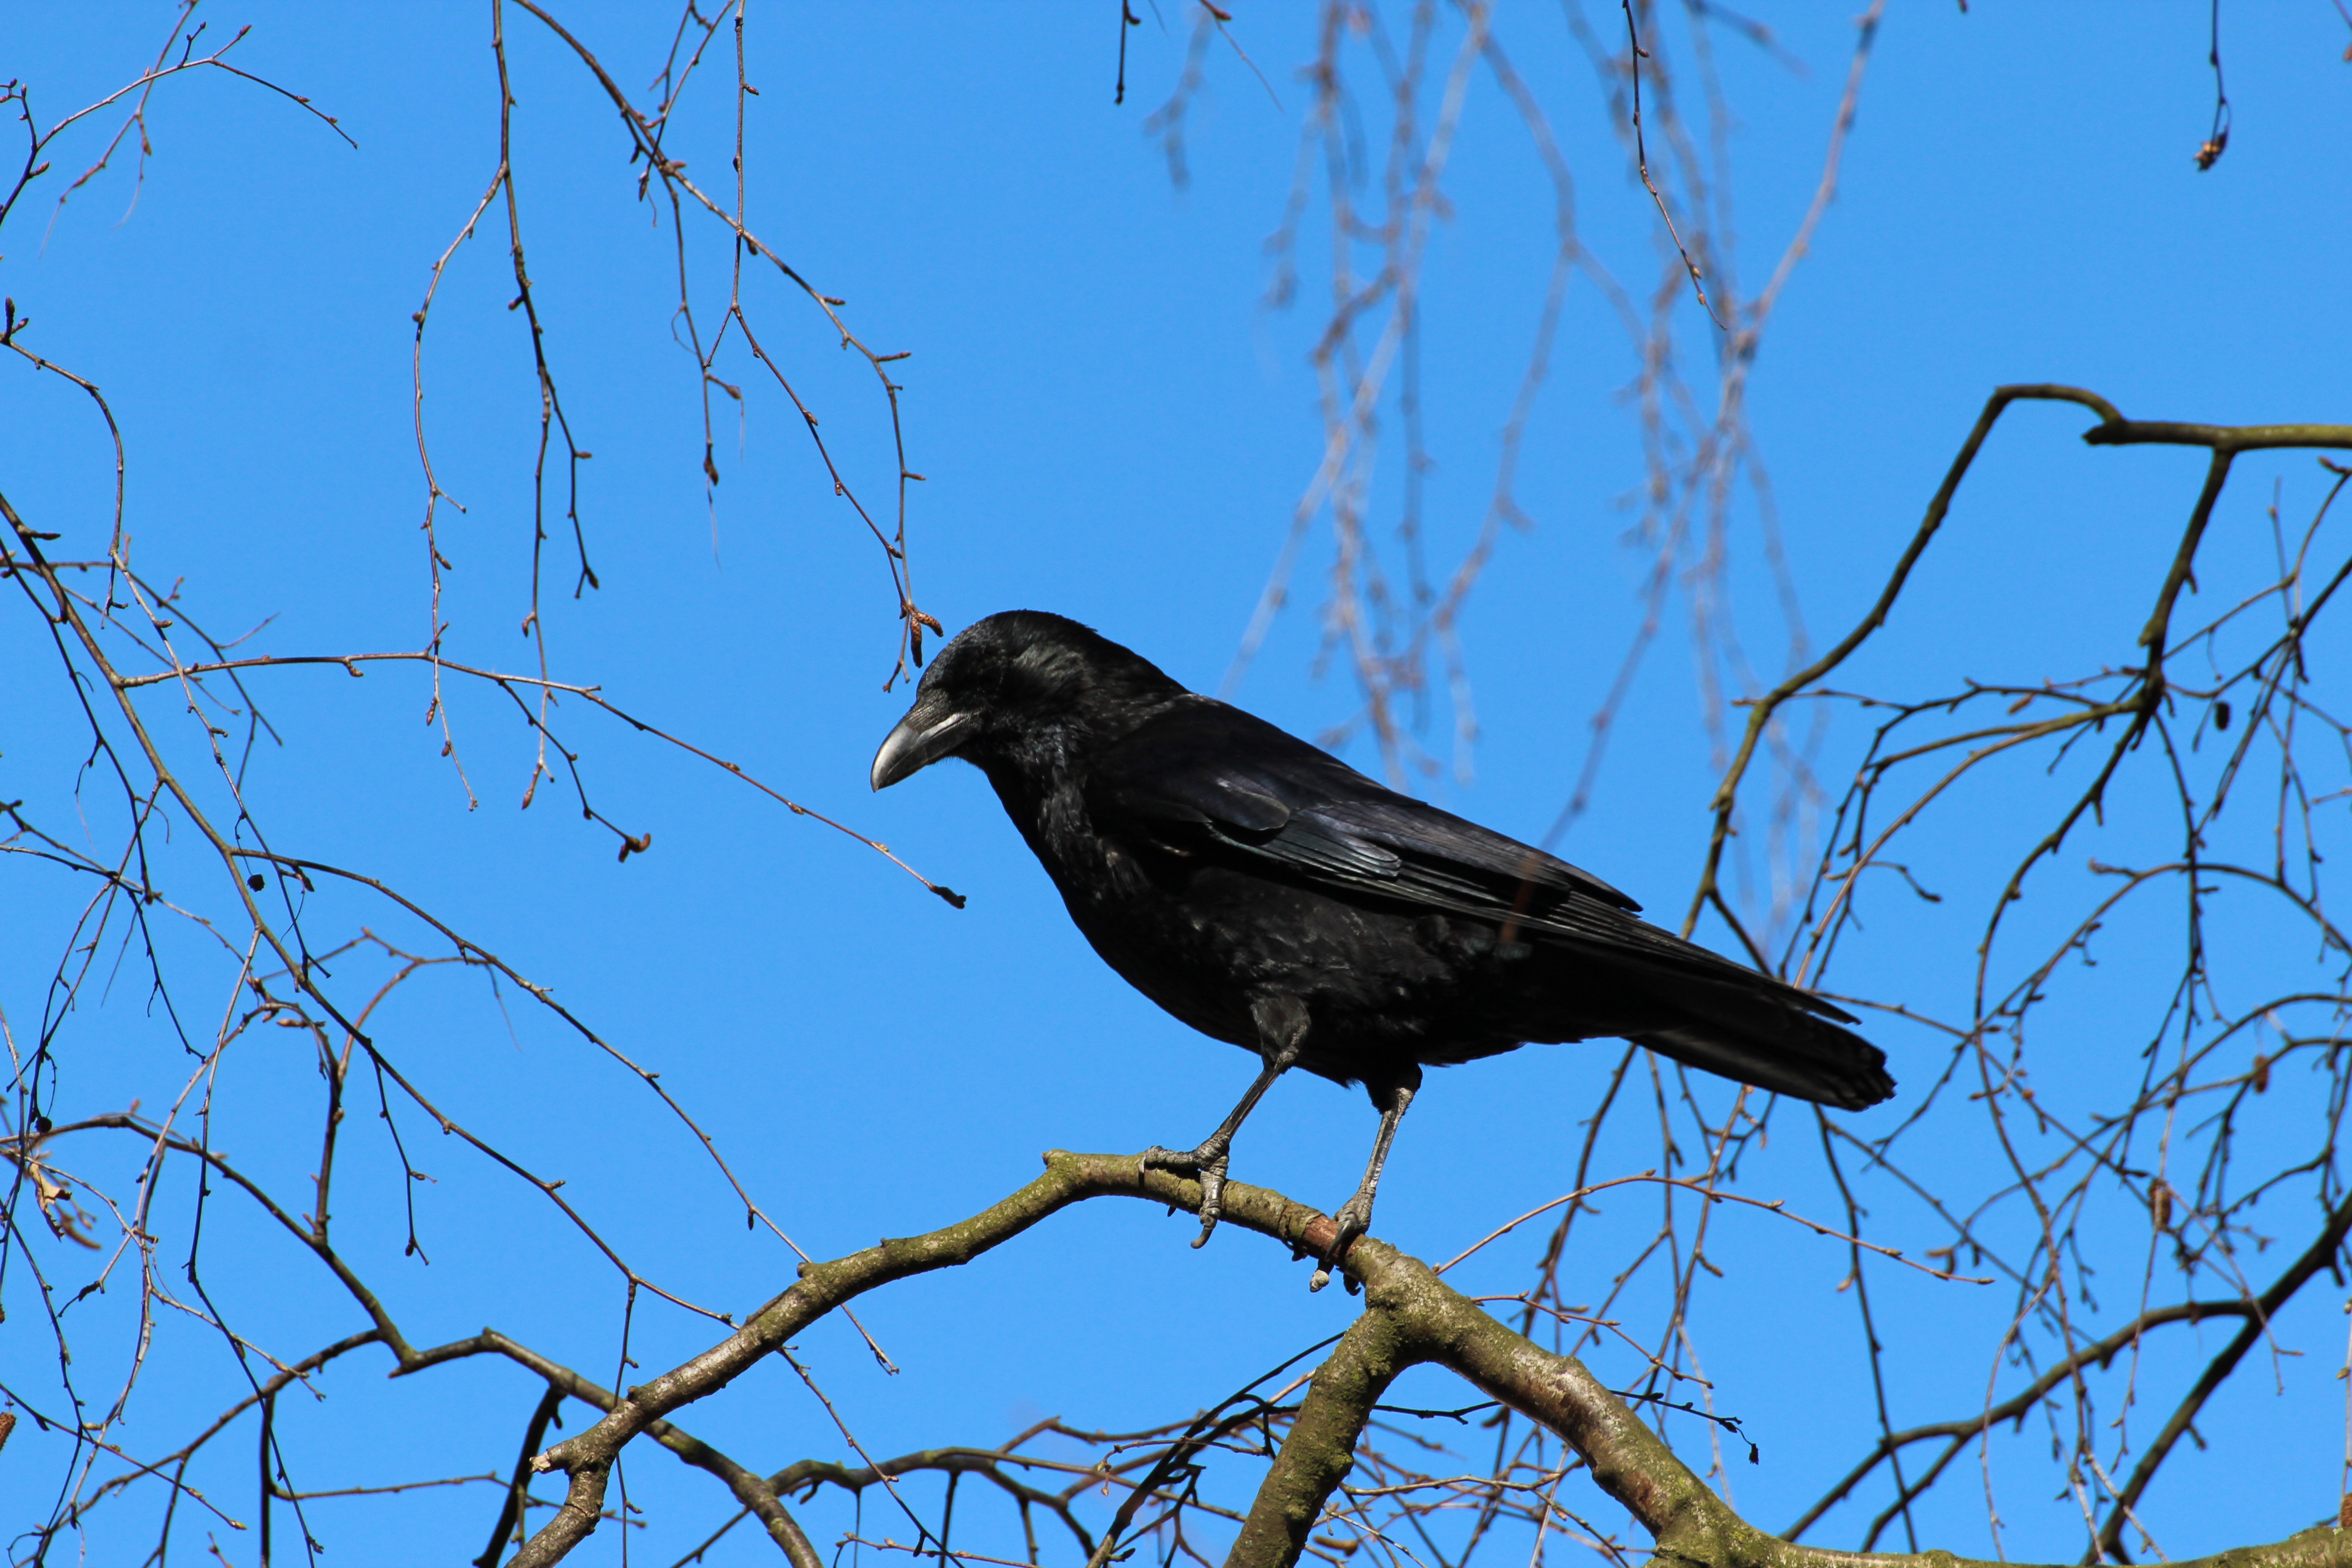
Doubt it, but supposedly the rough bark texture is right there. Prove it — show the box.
[510,1152,2352,1568]
[1229,1310,1407,1564]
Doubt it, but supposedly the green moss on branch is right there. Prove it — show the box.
[510,1153,2352,1568]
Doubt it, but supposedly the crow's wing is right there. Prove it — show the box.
[1085,698,1861,1032]
[1088,698,1633,904]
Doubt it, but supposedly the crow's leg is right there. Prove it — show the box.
[1144,997,1309,1248]
[1309,1064,1423,1293]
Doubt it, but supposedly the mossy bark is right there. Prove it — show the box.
[509,1152,2352,1568]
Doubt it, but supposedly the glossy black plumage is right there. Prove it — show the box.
[872,611,1892,1277]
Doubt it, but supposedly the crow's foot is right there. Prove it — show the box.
[1307,1192,1375,1294]
[1142,1143,1231,1248]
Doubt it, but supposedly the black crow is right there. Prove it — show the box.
[872,611,1892,1286]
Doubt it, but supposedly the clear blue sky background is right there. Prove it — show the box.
[5,5,2351,1564]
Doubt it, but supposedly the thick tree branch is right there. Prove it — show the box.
[516,1151,1337,1566]
[511,1152,2352,1568]
[1228,1310,1407,1568]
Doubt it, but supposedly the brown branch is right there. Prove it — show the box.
[1435,1170,1988,1284]
[1228,1311,1408,1568]
[1783,1298,2256,1540]
[15,1112,823,1560]
[503,1150,2352,1568]
[1688,386,2352,944]
[395,1325,824,1563]
[478,1386,569,1568]
[497,0,935,680]
[765,1436,1229,1561]
[0,15,352,238]
[1618,0,1725,328]
[2093,1182,2352,1558]
[107,647,963,906]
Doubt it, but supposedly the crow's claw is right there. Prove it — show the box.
[1192,1165,1227,1246]
[1143,1143,1230,1247]
[1307,1193,1375,1293]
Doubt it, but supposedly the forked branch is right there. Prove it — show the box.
[512,1152,2351,1568]
[1688,385,2352,946]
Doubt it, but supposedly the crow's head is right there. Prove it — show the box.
[871,611,1187,790]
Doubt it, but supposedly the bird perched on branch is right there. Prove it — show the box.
[872,611,1892,1288]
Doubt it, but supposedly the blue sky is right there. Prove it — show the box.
[6,4,2352,1564]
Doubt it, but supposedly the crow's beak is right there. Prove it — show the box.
[871,703,973,791]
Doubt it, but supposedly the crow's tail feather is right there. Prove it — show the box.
[1626,972,1894,1111]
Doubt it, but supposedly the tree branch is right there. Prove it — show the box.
[1227,1310,1407,1568]
[1686,386,2352,944]
[510,1151,2352,1568]
[2094,1183,2352,1558]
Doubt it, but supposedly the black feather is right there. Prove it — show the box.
[875,611,1893,1122]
